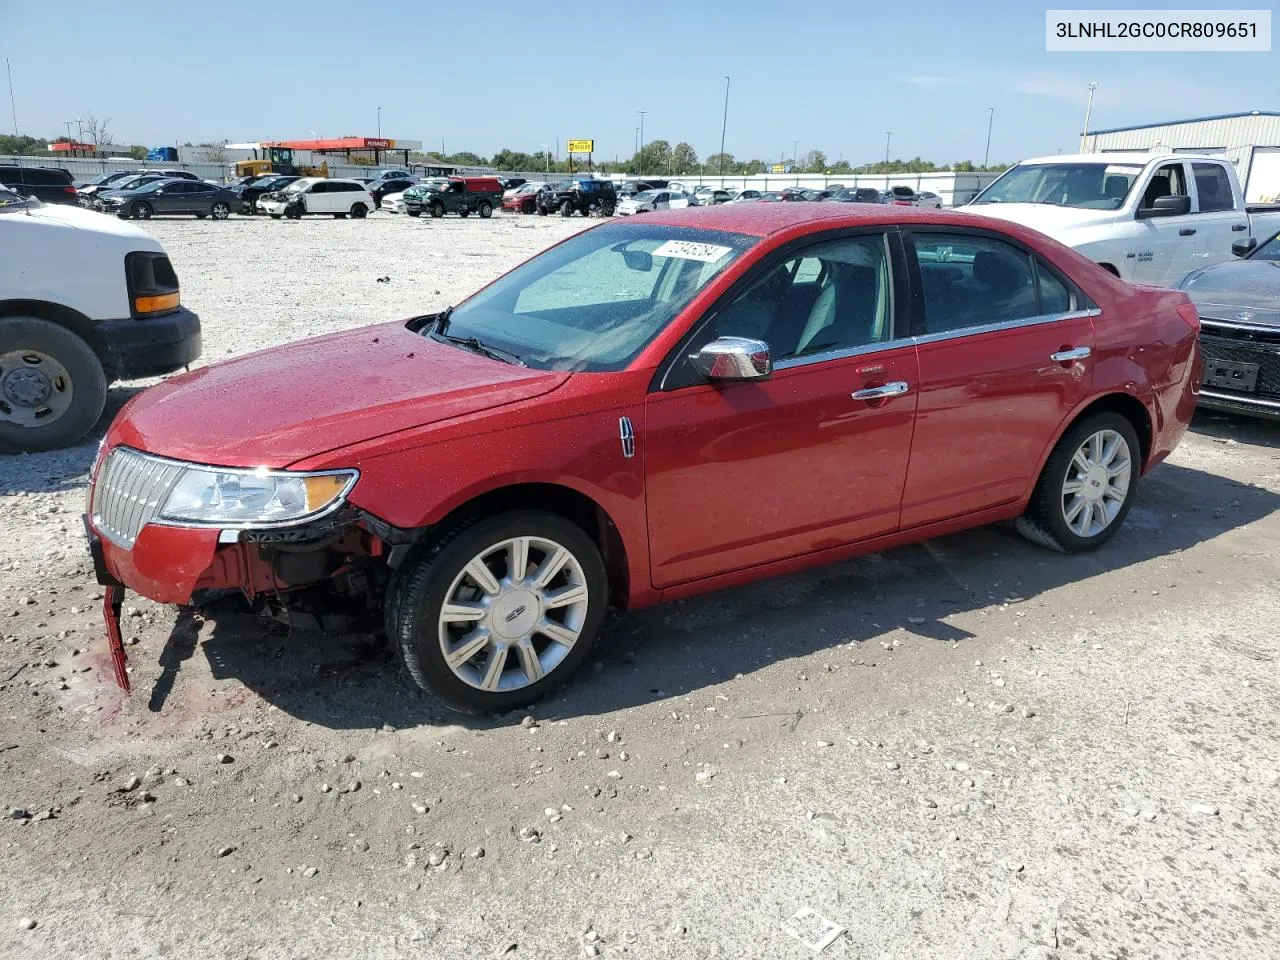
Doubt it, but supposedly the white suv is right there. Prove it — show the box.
[259,178,375,219]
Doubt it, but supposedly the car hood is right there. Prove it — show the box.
[1,199,160,242]
[1180,259,1280,327]
[961,202,1118,233]
[113,320,571,467]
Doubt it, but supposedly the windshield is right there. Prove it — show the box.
[434,223,756,372]
[633,190,657,201]
[1252,231,1280,261]
[973,162,1144,209]
[283,180,309,194]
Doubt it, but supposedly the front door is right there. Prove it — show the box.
[1131,160,1197,285]
[645,231,918,587]
[898,229,1096,528]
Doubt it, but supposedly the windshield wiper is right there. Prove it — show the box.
[429,311,525,366]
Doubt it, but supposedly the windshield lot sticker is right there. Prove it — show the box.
[653,240,733,263]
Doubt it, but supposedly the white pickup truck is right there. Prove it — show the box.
[0,184,201,452]
[965,152,1280,286]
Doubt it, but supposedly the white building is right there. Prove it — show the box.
[1083,111,1280,203]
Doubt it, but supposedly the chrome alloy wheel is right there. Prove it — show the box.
[0,349,73,427]
[438,536,590,692]
[1061,428,1132,538]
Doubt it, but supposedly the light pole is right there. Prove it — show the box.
[638,111,646,175]
[1082,81,1098,152]
[377,106,381,138]
[718,76,730,178]
[884,132,892,165]
[540,144,550,174]
[983,107,994,168]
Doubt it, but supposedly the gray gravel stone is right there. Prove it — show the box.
[18,918,36,930]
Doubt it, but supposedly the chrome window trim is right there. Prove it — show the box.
[773,308,1102,371]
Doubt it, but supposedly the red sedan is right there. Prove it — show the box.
[85,204,1201,711]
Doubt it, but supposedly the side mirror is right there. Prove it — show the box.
[1232,237,1257,257]
[691,337,772,381]
[1137,194,1190,218]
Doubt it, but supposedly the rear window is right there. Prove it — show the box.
[25,168,73,185]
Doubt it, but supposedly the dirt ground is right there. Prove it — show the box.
[1,212,1279,960]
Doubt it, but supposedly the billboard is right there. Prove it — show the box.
[567,139,595,154]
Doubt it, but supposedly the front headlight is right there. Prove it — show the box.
[157,466,358,526]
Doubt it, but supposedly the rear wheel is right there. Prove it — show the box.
[211,202,230,220]
[350,203,368,219]
[560,200,573,217]
[0,316,108,453]
[478,201,492,219]
[386,511,607,713]
[1018,412,1140,553]
[431,201,444,218]
[131,201,153,220]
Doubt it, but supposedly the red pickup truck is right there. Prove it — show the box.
[85,204,1200,711]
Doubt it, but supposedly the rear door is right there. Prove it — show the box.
[186,182,217,214]
[1189,161,1248,269]
[898,229,1096,528]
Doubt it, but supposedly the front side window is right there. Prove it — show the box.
[436,223,756,372]
[700,234,892,362]
[1139,163,1187,210]
[1192,163,1235,212]
[912,233,1041,333]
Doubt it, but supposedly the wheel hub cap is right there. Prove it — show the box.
[0,350,73,427]
[1061,428,1132,538]
[490,588,540,640]
[2,366,52,407]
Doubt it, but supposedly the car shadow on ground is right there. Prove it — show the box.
[0,386,145,495]
[174,459,1280,730]
[1190,409,1280,448]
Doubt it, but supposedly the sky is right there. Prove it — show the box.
[2,0,1277,166]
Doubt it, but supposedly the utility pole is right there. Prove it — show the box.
[1082,81,1098,152]
[792,140,798,169]
[638,111,646,175]
[5,59,16,135]
[983,107,994,168]
[377,106,381,138]
[718,76,730,177]
[885,132,892,165]
[62,120,74,140]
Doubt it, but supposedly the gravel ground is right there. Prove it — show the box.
[1,211,1279,960]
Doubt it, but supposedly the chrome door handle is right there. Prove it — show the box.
[1050,347,1092,362]
[852,381,909,400]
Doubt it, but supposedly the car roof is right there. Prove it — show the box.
[1018,151,1197,166]
[636,203,1035,238]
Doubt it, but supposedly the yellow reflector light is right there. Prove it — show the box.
[135,292,181,314]
[303,474,350,511]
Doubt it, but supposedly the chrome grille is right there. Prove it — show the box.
[90,447,185,548]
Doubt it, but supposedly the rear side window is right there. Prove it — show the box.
[310,182,329,194]
[911,233,1040,333]
[1192,163,1235,212]
[26,169,72,185]
[0,168,21,186]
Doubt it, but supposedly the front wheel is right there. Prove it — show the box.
[0,316,108,453]
[1018,412,1140,553]
[284,203,304,219]
[430,202,444,218]
[478,201,492,219]
[350,203,367,219]
[211,202,230,220]
[560,200,573,217]
[522,199,535,214]
[408,210,421,218]
[386,511,607,713]
[131,201,153,220]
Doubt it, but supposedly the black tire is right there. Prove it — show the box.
[195,213,208,219]
[269,214,282,219]
[0,316,108,453]
[430,201,444,219]
[478,201,492,219]
[211,202,230,220]
[601,201,615,217]
[459,208,470,218]
[333,214,346,219]
[522,199,535,214]
[284,203,303,220]
[1018,412,1141,553]
[350,203,368,219]
[560,200,573,217]
[131,201,153,220]
[408,210,421,218]
[537,205,548,216]
[385,511,608,713]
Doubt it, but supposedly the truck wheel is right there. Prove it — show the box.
[131,201,153,220]
[522,199,535,214]
[560,200,573,217]
[0,316,108,453]
[478,201,493,219]
[350,203,368,219]
[385,510,607,713]
[431,202,444,218]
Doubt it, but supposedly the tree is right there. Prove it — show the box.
[671,142,699,175]
[128,145,147,161]
[829,159,853,175]
[83,113,113,146]
[492,148,535,172]
[803,149,828,173]
[444,150,487,166]
[0,134,48,156]
[705,152,734,175]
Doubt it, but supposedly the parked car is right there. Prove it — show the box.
[405,177,504,218]
[382,191,409,215]
[536,178,618,217]
[801,189,835,202]
[883,186,918,206]
[966,152,1280,284]
[827,188,884,204]
[0,184,200,452]
[914,190,943,209]
[93,175,182,210]
[1178,229,1280,420]
[369,177,417,209]
[779,187,808,202]
[233,174,301,214]
[0,165,78,204]
[82,204,1200,711]
[500,177,528,192]
[756,192,782,202]
[75,171,141,204]
[502,181,546,214]
[374,169,413,181]
[98,179,237,220]
[615,189,691,215]
[137,169,202,182]
[694,187,733,205]
[728,189,763,203]
[259,178,375,219]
